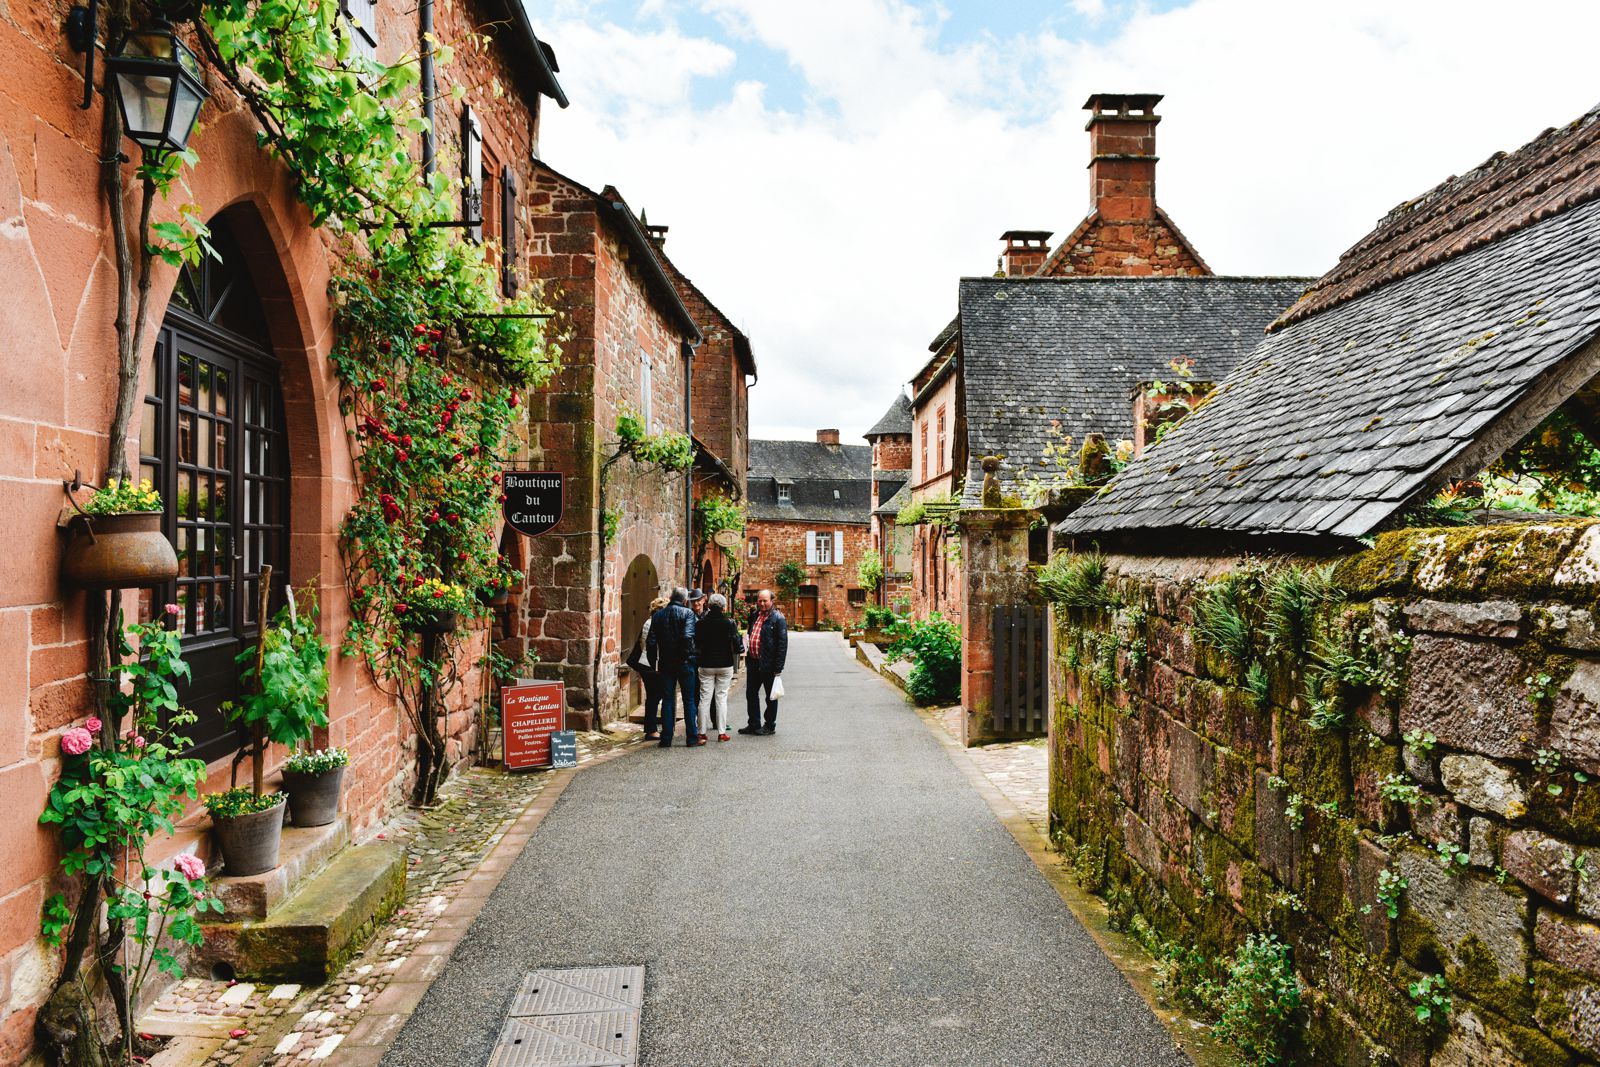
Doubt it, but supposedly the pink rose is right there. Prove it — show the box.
[128,734,146,749]
[164,603,179,616]
[60,728,93,756]
[173,853,206,881]
[84,717,102,735]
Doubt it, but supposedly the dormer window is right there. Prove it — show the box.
[777,483,791,502]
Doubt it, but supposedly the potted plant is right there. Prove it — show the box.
[279,748,349,827]
[396,577,475,634]
[203,788,287,876]
[211,575,330,870]
[60,477,179,589]
[476,562,520,607]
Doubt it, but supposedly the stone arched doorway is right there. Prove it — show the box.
[619,554,659,706]
[140,209,290,762]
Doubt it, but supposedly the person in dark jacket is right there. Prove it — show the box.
[740,588,788,735]
[626,595,669,739]
[646,587,701,747]
[695,593,741,741]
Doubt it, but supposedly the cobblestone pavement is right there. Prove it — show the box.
[933,705,1049,835]
[141,729,643,1066]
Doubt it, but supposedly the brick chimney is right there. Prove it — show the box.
[997,230,1053,277]
[643,222,669,248]
[816,429,841,449]
[1085,92,1162,221]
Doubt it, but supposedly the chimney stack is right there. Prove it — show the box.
[997,230,1053,277]
[1084,92,1162,221]
[816,429,841,449]
[643,222,669,248]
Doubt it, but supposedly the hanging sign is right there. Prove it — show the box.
[503,680,566,770]
[503,471,564,536]
[713,528,743,549]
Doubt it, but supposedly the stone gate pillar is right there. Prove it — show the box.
[958,507,1040,746]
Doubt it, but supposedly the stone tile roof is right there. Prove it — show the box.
[1060,195,1600,541]
[747,439,872,523]
[866,394,912,439]
[958,276,1309,505]
[1274,104,1600,330]
[874,481,911,517]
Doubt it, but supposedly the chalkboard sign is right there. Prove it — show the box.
[503,471,564,537]
[549,730,578,769]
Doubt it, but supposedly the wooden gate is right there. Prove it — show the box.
[992,604,1047,736]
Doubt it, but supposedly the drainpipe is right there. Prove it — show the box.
[420,0,436,176]
[683,338,698,587]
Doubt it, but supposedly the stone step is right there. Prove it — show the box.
[211,818,350,921]
[200,842,406,984]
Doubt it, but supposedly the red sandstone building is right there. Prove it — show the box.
[0,1,750,1056]
[743,433,872,628]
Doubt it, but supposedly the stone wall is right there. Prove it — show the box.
[957,509,1039,745]
[1048,521,1600,1064]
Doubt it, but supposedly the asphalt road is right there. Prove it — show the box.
[383,634,1189,1067]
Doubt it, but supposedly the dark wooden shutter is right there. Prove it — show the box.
[461,106,482,242]
[501,166,519,297]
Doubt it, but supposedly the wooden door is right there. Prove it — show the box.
[797,585,819,629]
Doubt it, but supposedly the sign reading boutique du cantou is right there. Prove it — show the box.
[503,680,567,770]
[502,470,563,537]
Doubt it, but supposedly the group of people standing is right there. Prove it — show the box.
[627,587,789,747]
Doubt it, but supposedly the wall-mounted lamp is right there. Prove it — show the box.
[106,15,209,157]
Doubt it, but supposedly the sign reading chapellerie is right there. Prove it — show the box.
[502,471,564,537]
[503,681,566,770]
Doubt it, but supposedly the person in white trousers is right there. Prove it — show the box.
[695,593,740,741]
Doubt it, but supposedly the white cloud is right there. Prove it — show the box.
[536,0,1600,443]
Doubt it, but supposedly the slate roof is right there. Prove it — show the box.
[1062,106,1600,543]
[958,276,1309,506]
[1062,198,1600,541]
[866,394,912,439]
[747,439,872,523]
[875,481,911,517]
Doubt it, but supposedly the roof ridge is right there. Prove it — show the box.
[959,274,1316,283]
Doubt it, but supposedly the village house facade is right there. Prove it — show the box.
[503,163,702,729]
[0,0,761,1057]
[743,433,871,628]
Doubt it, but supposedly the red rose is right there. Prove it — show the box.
[430,329,443,342]
[401,435,413,447]
[378,339,392,354]
[457,551,467,561]
[452,454,462,465]
[413,324,426,336]
[413,577,424,588]
[395,450,408,462]
[373,378,386,392]
[447,512,459,523]
[492,472,501,484]
[442,375,453,386]
[427,511,440,523]
[398,402,409,412]
[368,268,380,282]
[395,603,408,613]
[432,589,446,599]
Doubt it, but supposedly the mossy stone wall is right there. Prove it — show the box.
[1048,521,1600,1064]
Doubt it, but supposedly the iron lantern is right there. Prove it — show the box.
[106,15,208,157]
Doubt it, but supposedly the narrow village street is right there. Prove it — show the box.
[381,634,1186,1067]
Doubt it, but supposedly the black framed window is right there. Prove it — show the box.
[140,217,289,763]
[501,165,519,296]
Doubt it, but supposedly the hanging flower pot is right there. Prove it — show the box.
[204,789,286,876]
[61,511,179,590]
[405,609,458,635]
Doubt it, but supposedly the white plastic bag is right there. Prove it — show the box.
[770,675,785,700]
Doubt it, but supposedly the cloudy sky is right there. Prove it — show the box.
[533,0,1600,444]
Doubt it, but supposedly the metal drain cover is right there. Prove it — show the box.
[768,751,829,763]
[488,966,643,1067]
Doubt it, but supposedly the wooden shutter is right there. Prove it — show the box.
[461,106,482,242]
[500,166,519,297]
[341,0,377,62]
[805,532,818,565]
[833,531,844,566]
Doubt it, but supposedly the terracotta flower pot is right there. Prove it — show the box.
[281,766,345,828]
[60,512,179,590]
[212,801,285,876]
